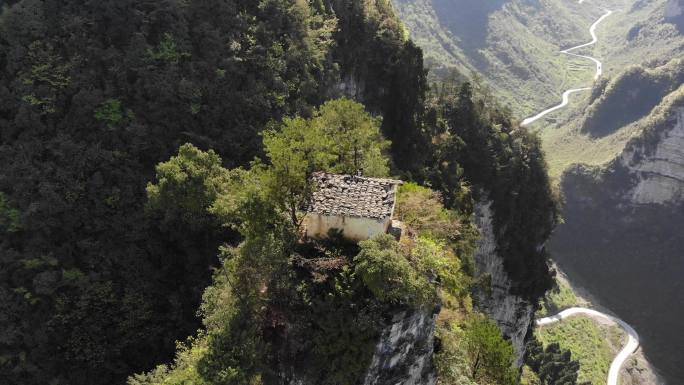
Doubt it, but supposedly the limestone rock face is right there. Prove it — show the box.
[472,201,535,365]
[363,309,438,385]
[621,107,684,204]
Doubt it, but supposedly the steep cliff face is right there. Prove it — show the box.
[363,310,438,385]
[621,107,684,204]
[472,201,535,365]
[285,309,437,385]
[551,93,684,383]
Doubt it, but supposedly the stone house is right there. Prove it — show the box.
[303,172,403,242]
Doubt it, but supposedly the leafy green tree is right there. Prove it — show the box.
[412,236,467,300]
[146,143,230,230]
[260,98,390,227]
[0,192,20,233]
[261,116,331,227]
[463,317,519,385]
[434,323,479,385]
[314,98,390,176]
[94,99,130,128]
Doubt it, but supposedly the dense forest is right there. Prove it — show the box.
[0,1,557,384]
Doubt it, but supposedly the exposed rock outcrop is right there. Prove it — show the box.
[472,201,535,365]
[363,309,438,385]
[622,107,684,204]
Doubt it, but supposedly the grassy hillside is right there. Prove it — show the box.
[597,0,684,74]
[540,62,684,178]
[392,0,603,116]
[393,0,684,176]
[537,317,625,385]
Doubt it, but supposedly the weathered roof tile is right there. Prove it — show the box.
[307,172,402,220]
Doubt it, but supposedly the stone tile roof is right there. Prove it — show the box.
[308,172,402,220]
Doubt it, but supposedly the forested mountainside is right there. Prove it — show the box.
[392,0,684,383]
[0,1,560,385]
[128,97,557,384]
[391,0,600,115]
[581,58,684,137]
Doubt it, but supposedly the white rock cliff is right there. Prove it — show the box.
[622,107,684,204]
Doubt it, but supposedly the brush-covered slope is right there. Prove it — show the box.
[540,58,684,177]
[391,0,601,115]
[582,58,684,137]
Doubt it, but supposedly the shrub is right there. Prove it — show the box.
[354,234,435,307]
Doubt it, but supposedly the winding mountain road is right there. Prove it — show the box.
[536,307,640,385]
[525,2,641,383]
[521,8,613,126]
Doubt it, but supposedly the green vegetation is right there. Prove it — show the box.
[132,102,522,384]
[540,66,684,178]
[582,58,684,136]
[392,0,599,116]
[537,317,624,385]
[525,338,585,385]
[394,0,684,181]
[392,1,684,383]
[137,112,391,384]
[146,144,231,230]
[435,317,518,385]
[395,184,517,385]
[355,234,435,306]
[94,99,130,128]
[395,182,477,275]
[0,0,559,383]
[551,85,684,381]
[327,0,430,174]
[0,192,20,233]
[259,98,391,228]
[539,277,582,318]
[424,81,559,299]
[0,1,434,383]
[462,317,519,385]
[538,2,684,177]
[533,275,624,385]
